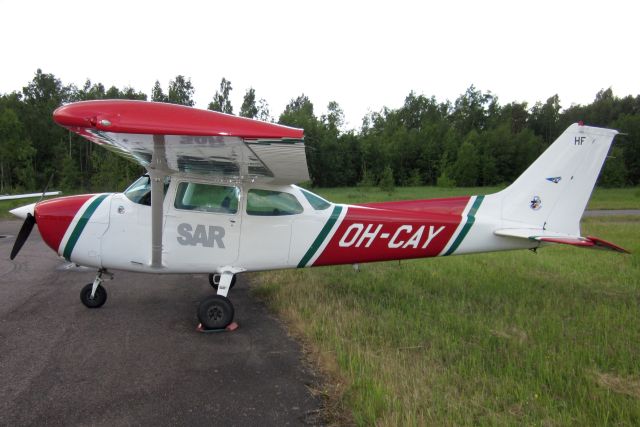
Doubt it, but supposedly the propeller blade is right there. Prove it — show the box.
[10,213,36,260]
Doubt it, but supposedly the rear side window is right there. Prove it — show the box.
[174,182,239,214]
[300,189,331,210]
[246,189,303,216]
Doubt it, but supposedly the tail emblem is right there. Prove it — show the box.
[546,176,562,184]
[530,196,542,210]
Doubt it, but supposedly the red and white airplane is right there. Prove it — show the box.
[8,100,628,330]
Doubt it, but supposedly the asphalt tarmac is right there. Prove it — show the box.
[0,220,323,426]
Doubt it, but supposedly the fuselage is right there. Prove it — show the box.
[29,176,535,274]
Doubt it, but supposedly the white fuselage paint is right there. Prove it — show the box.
[63,179,535,275]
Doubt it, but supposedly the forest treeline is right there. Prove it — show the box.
[1,69,639,193]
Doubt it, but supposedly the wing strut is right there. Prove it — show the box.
[149,135,167,268]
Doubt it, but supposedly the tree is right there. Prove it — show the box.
[325,101,345,131]
[530,94,561,145]
[256,98,271,122]
[452,138,480,187]
[208,78,233,114]
[280,95,316,124]
[151,80,168,102]
[0,106,35,191]
[20,69,71,189]
[379,165,395,192]
[120,86,147,101]
[239,88,258,118]
[451,85,493,135]
[614,114,640,185]
[167,75,195,106]
[279,95,324,184]
[599,146,627,187]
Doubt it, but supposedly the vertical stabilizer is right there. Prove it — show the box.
[496,124,618,236]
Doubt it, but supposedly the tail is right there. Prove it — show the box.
[495,123,618,236]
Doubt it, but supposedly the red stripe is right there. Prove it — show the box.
[313,197,470,266]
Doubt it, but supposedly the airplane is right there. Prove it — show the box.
[8,100,629,331]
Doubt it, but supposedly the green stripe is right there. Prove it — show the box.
[297,205,343,268]
[443,195,484,256]
[63,195,108,260]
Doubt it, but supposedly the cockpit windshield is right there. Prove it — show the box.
[124,175,170,206]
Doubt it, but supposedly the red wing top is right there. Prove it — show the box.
[53,100,303,139]
[53,100,309,184]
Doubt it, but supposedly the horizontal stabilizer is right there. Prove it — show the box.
[494,228,629,254]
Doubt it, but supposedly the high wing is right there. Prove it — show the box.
[53,100,309,184]
[53,100,309,269]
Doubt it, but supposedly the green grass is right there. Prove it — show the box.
[253,191,640,425]
[309,185,640,210]
[589,187,640,210]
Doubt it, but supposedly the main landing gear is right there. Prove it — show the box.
[208,273,237,290]
[79,269,237,331]
[199,272,236,330]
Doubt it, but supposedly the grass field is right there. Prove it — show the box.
[253,190,640,425]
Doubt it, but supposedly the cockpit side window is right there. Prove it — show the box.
[246,189,303,216]
[124,175,171,206]
[174,182,239,214]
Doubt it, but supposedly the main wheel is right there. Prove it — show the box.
[208,273,237,290]
[198,295,234,330]
[80,283,107,308]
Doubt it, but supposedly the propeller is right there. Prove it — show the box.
[10,213,36,260]
[9,173,54,260]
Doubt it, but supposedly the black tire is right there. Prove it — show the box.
[80,283,107,308]
[208,273,236,290]
[198,295,234,330]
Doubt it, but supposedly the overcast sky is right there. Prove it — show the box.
[1,0,637,129]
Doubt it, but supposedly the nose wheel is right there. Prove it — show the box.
[80,283,107,308]
[80,269,111,308]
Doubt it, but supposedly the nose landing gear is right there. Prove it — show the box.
[80,269,112,308]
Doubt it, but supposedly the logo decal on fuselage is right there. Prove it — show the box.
[530,196,542,210]
[177,223,225,248]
